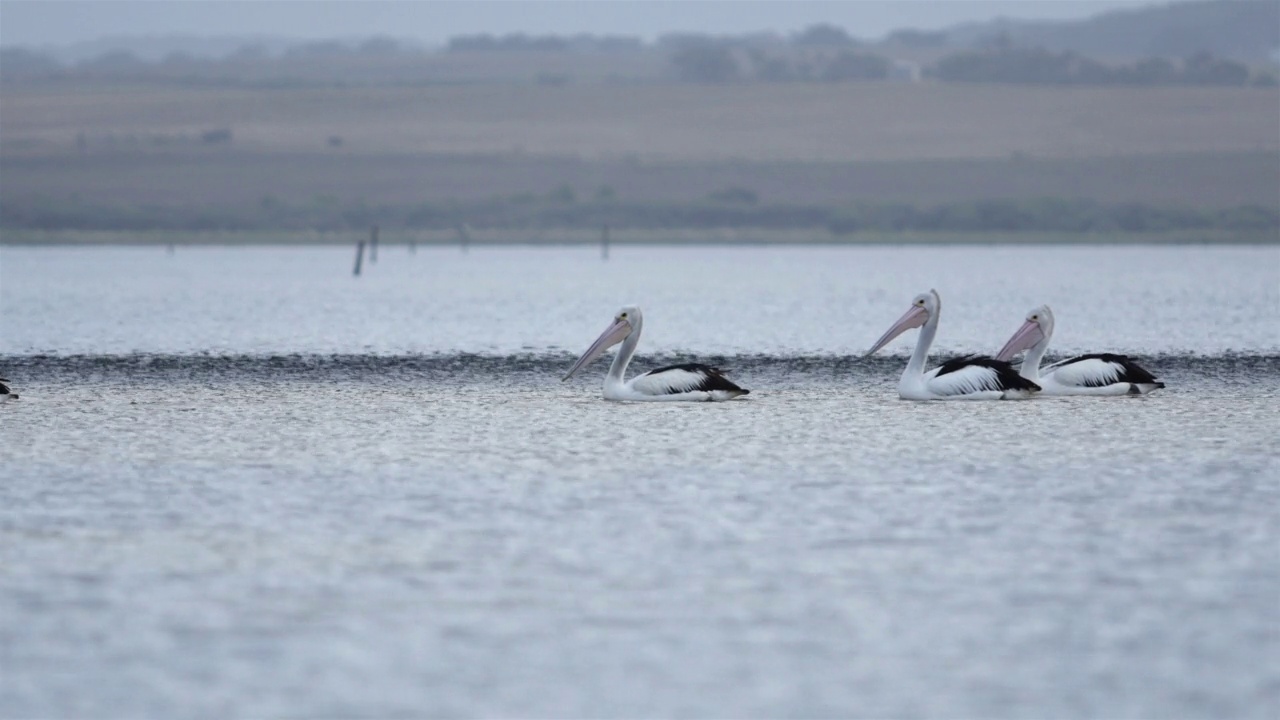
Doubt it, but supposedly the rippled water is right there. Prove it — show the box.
[1,246,1278,718]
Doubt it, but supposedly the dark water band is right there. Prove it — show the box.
[2,352,1276,378]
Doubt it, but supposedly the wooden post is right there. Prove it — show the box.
[369,224,379,263]
[353,240,365,276]
[601,224,610,260]
[457,223,471,254]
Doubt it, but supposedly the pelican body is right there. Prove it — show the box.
[562,306,749,402]
[995,305,1164,396]
[867,290,1040,401]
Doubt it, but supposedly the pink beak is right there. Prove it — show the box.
[562,318,632,380]
[866,305,929,356]
[994,320,1045,362]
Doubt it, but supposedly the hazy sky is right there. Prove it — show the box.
[1,1,1158,47]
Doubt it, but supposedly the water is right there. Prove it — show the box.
[1,245,1278,718]
[3,245,1277,355]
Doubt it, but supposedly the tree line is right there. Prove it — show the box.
[926,41,1275,87]
[4,23,1274,87]
[668,35,1275,86]
[3,193,1274,236]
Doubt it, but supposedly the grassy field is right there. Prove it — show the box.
[2,81,1276,239]
[3,81,1276,162]
[2,148,1275,208]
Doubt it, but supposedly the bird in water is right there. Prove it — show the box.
[0,378,18,401]
[866,290,1040,401]
[994,305,1164,396]
[563,306,749,402]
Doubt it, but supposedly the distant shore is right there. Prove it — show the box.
[2,228,1276,246]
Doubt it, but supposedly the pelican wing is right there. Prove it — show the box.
[927,355,1040,396]
[631,364,747,396]
[1044,353,1161,388]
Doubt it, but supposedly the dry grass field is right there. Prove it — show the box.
[3,148,1276,208]
[1,80,1276,237]
[3,81,1276,162]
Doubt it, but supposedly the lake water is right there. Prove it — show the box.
[1,245,1278,718]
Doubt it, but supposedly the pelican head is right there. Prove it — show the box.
[866,290,940,355]
[995,305,1055,361]
[562,305,641,381]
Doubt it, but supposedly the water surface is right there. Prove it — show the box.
[1,246,1277,718]
[3,245,1276,355]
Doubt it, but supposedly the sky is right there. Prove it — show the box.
[0,0,1159,48]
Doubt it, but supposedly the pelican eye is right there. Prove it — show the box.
[620,313,628,318]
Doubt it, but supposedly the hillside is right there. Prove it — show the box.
[946,1,1280,62]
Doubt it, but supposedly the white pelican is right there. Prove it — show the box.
[562,306,750,402]
[994,305,1165,396]
[866,290,1040,401]
[0,378,16,401]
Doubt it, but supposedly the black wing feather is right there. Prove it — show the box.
[934,355,1041,392]
[1057,353,1162,386]
[641,363,748,394]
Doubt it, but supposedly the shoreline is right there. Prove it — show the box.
[2,228,1277,246]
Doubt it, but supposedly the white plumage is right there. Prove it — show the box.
[629,366,739,398]
[866,291,1040,401]
[1044,357,1128,386]
[923,363,1014,399]
[563,306,749,402]
[995,306,1165,396]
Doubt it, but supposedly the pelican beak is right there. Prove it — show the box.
[866,305,928,356]
[994,320,1044,362]
[562,318,632,381]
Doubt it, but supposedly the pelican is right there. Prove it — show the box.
[866,290,1040,400]
[0,378,17,401]
[562,306,749,401]
[994,305,1164,396]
